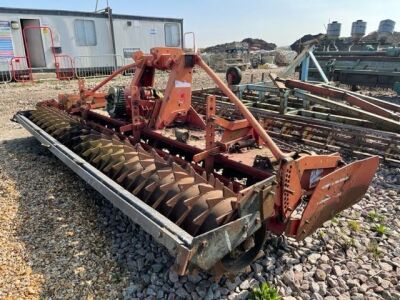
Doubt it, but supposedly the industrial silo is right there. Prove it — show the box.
[351,20,367,42]
[377,19,395,42]
[327,21,341,40]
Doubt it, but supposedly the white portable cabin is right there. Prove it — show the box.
[0,6,183,75]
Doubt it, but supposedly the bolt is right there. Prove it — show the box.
[199,240,208,250]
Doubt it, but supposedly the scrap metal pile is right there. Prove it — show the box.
[193,74,400,166]
[14,47,379,276]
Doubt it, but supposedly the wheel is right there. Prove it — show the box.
[226,66,242,85]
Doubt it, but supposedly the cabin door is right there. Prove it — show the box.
[20,19,47,68]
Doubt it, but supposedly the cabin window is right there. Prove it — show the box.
[74,19,97,46]
[164,23,180,47]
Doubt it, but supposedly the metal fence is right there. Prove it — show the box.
[122,48,139,75]
[55,55,75,80]
[0,58,12,83]
[2,54,136,83]
[10,56,32,82]
[74,54,126,78]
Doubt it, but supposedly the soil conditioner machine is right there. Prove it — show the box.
[14,47,379,276]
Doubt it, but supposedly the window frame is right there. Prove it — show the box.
[74,19,97,47]
[164,23,181,47]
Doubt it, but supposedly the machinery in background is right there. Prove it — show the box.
[306,19,400,92]
[15,47,378,277]
[203,42,250,72]
[309,48,400,92]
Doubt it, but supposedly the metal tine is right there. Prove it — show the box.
[81,143,105,159]
[165,192,184,208]
[122,145,136,153]
[206,194,224,208]
[178,181,193,191]
[123,151,139,161]
[48,125,70,137]
[91,148,114,165]
[149,148,164,161]
[40,113,65,124]
[208,173,216,186]
[144,181,158,193]
[140,158,155,169]
[102,150,125,172]
[38,116,61,128]
[96,152,114,170]
[151,192,169,209]
[172,162,187,174]
[186,164,196,176]
[46,121,69,132]
[131,171,155,195]
[58,128,88,144]
[159,181,176,192]
[223,186,236,198]
[174,171,190,181]
[81,145,102,160]
[51,124,72,136]
[142,182,158,203]
[115,160,142,183]
[194,172,208,184]
[74,135,103,151]
[167,178,196,206]
[137,145,153,160]
[214,178,224,190]
[174,209,192,226]
[192,209,211,228]
[110,153,138,171]
[215,210,235,226]
[154,159,170,169]
[182,194,200,208]
[108,160,127,179]
[198,184,215,195]
[123,169,143,190]
[31,112,54,123]
[157,169,173,179]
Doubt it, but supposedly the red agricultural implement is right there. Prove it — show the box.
[14,47,378,276]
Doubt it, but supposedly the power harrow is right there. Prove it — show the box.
[14,47,379,276]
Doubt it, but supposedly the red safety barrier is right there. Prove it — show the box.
[10,56,32,82]
[55,54,74,80]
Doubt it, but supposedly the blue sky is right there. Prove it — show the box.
[1,0,399,47]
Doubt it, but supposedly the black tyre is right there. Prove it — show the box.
[226,66,242,85]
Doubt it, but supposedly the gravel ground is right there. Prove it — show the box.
[0,71,399,299]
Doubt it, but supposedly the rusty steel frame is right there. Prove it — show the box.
[191,95,400,166]
[198,85,399,131]
[285,79,399,121]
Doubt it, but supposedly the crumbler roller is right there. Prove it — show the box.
[14,47,379,277]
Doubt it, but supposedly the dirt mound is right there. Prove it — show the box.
[241,38,276,51]
[361,31,400,44]
[290,34,324,52]
[203,38,276,53]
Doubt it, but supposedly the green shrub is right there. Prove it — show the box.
[367,210,385,223]
[249,282,281,300]
[347,220,361,232]
[373,224,388,236]
[367,241,382,259]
